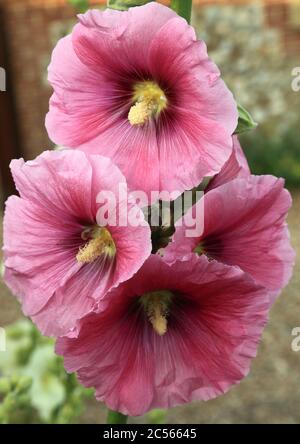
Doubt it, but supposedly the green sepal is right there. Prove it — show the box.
[235,104,257,134]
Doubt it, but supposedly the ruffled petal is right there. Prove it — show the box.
[148,17,237,135]
[31,257,115,337]
[157,113,235,195]
[10,150,94,221]
[46,35,120,147]
[3,196,81,315]
[73,4,176,73]
[207,136,250,191]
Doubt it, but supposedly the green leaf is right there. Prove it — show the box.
[235,104,257,134]
[107,409,128,424]
[107,0,153,11]
[24,345,65,422]
[171,0,193,23]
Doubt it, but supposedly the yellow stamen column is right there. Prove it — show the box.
[128,81,167,127]
[76,227,116,264]
[141,290,173,336]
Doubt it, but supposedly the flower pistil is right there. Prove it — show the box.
[76,226,116,263]
[128,81,167,126]
[140,290,173,336]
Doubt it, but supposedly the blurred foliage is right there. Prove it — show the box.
[0,320,169,424]
[68,0,154,12]
[147,409,167,424]
[194,5,300,138]
[68,0,90,13]
[241,127,300,189]
[0,320,93,424]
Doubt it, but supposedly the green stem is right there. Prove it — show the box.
[107,409,128,424]
[107,0,153,10]
[171,0,193,23]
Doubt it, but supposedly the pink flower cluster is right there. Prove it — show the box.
[3,3,295,416]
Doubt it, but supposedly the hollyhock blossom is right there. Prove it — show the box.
[3,150,151,337]
[56,254,269,416]
[46,3,238,197]
[207,135,250,191]
[164,175,295,295]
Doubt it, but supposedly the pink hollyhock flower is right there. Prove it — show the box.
[3,150,151,337]
[46,3,238,197]
[164,175,295,295]
[207,135,250,191]
[56,254,269,416]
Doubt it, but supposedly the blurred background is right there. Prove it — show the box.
[0,0,299,424]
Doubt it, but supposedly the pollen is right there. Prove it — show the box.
[128,80,167,126]
[128,101,150,126]
[140,290,173,336]
[150,306,168,336]
[76,226,116,264]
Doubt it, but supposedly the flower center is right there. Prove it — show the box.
[193,243,206,256]
[140,290,173,336]
[128,81,167,126]
[76,226,116,264]
[193,241,216,262]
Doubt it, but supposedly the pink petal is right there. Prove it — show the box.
[46,35,119,147]
[3,196,82,316]
[10,151,94,221]
[157,113,235,195]
[148,17,237,135]
[78,120,160,198]
[207,135,250,191]
[31,257,115,337]
[73,5,176,73]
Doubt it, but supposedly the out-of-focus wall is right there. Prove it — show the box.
[0,0,299,202]
[1,0,85,160]
[194,2,300,133]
